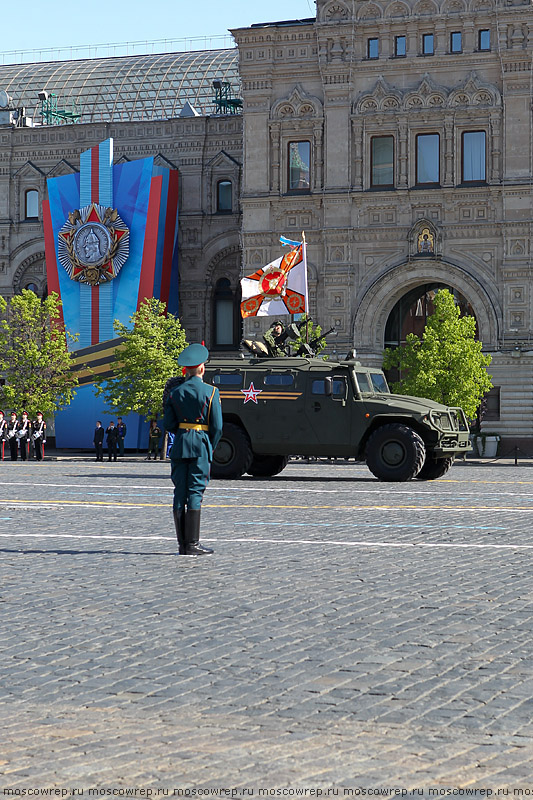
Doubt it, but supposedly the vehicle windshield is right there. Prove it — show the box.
[370,373,390,394]
[354,370,390,394]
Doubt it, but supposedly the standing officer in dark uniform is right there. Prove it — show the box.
[116,417,127,457]
[0,411,7,461]
[94,421,104,462]
[106,421,119,462]
[17,411,31,461]
[7,412,18,461]
[163,343,223,556]
[31,412,46,461]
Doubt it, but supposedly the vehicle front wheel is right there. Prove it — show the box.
[247,454,289,477]
[416,455,455,481]
[212,422,253,479]
[366,423,426,482]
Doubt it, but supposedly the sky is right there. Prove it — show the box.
[1,0,316,62]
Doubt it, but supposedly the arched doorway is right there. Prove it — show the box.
[384,283,477,348]
[384,283,478,386]
[353,258,501,357]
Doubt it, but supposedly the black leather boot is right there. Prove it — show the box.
[184,508,213,555]
[173,508,186,555]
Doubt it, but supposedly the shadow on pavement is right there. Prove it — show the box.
[70,472,378,483]
[238,474,377,483]
[0,547,176,557]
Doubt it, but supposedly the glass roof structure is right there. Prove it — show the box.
[0,48,240,124]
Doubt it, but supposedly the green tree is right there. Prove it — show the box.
[291,314,328,358]
[94,297,187,420]
[0,290,78,418]
[382,289,492,418]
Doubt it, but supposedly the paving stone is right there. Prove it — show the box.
[2,461,533,786]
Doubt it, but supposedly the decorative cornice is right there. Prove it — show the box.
[355,71,501,114]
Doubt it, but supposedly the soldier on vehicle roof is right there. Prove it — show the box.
[263,319,287,357]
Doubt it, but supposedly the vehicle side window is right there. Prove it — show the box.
[355,372,371,392]
[312,378,346,397]
[370,373,389,393]
[212,373,243,386]
[264,374,294,386]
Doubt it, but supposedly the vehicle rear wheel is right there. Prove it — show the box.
[366,423,426,482]
[212,422,253,479]
[416,455,455,481]
[247,454,289,477]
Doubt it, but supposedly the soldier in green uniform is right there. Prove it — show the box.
[263,319,287,357]
[163,343,223,556]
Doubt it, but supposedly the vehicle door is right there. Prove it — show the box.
[304,372,353,456]
[246,369,308,454]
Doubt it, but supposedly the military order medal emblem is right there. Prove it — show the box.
[57,202,129,286]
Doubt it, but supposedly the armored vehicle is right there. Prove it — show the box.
[204,355,471,482]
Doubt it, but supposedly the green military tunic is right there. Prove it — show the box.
[163,375,223,510]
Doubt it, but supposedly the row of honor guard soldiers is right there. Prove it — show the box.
[0,410,46,461]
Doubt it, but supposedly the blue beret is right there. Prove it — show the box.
[178,343,209,367]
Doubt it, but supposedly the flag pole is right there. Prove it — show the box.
[302,231,309,344]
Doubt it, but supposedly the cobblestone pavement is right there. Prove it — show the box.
[1,458,533,792]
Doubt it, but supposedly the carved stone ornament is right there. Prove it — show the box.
[58,202,129,286]
[323,1,349,21]
[355,72,501,115]
[270,85,323,120]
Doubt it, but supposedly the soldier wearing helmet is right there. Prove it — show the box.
[263,319,287,357]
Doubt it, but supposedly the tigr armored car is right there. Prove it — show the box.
[204,355,471,482]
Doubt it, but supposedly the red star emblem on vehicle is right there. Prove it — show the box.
[241,382,262,404]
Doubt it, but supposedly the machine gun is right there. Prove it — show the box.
[242,319,336,358]
[295,327,337,357]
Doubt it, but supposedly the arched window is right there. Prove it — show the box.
[24,283,39,293]
[217,180,232,213]
[213,277,241,348]
[25,190,39,219]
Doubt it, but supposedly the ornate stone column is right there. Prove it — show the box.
[490,113,501,184]
[398,118,408,188]
[444,120,454,187]
[313,122,324,190]
[351,118,363,191]
[270,122,280,193]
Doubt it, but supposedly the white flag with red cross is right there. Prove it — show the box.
[240,235,308,318]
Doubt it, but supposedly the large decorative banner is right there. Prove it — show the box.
[43,138,179,350]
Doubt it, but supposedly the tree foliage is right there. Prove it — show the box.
[0,290,78,418]
[382,289,492,418]
[94,297,187,419]
[292,315,328,358]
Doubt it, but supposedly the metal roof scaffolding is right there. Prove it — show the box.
[0,48,239,124]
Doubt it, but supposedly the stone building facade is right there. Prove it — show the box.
[233,0,533,443]
[0,51,243,351]
[1,0,533,441]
